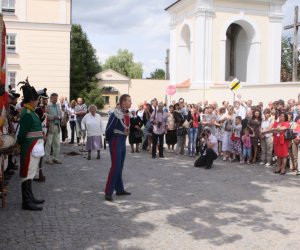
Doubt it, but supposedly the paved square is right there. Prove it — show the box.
[1,143,300,250]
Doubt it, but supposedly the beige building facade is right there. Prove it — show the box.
[2,0,71,98]
[96,69,169,110]
[97,69,300,109]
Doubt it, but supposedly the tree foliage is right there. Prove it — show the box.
[80,82,104,109]
[281,36,300,82]
[70,24,101,100]
[150,68,165,79]
[103,49,143,78]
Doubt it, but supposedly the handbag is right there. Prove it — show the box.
[134,129,143,138]
[225,120,232,132]
[32,140,45,158]
[148,125,153,133]
[284,129,296,140]
[176,127,187,136]
[183,120,190,129]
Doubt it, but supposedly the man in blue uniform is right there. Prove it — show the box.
[104,94,132,202]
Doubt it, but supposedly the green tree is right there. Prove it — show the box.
[281,36,293,82]
[70,24,101,99]
[281,36,300,82]
[81,82,104,109]
[103,49,143,78]
[150,68,165,79]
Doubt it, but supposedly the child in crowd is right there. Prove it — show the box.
[241,127,254,164]
[231,116,243,162]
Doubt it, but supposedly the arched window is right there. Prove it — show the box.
[223,19,259,83]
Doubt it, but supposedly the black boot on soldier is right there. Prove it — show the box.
[28,180,45,204]
[97,150,100,159]
[22,180,43,210]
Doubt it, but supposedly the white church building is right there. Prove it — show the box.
[165,0,299,103]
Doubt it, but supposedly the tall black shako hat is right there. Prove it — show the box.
[18,78,39,103]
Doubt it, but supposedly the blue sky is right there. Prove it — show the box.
[72,0,299,78]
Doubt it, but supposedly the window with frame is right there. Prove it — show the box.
[8,72,16,89]
[6,34,16,53]
[2,0,15,13]
[104,96,110,105]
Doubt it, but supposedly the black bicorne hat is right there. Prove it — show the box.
[8,85,20,99]
[37,88,49,99]
[18,78,39,103]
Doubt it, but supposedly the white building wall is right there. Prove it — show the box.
[3,0,71,98]
[166,0,286,87]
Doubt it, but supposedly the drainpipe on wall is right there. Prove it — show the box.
[203,7,207,103]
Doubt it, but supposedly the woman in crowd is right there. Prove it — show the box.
[129,109,143,153]
[142,103,153,152]
[216,107,226,156]
[260,108,274,166]
[166,105,177,152]
[81,105,104,160]
[220,105,235,161]
[248,109,262,163]
[287,112,297,171]
[231,116,243,162]
[271,112,290,174]
[68,100,77,144]
[174,103,186,155]
[187,105,200,157]
[151,102,168,158]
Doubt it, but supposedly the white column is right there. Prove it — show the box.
[59,0,67,24]
[192,9,214,89]
[189,39,194,83]
[19,0,27,22]
[267,16,283,83]
[193,13,205,88]
[247,41,261,84]
[219,39,226,82]
[169,24,177,85]
[205,14,213,86]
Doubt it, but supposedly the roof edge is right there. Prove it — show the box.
[165,0,182,11]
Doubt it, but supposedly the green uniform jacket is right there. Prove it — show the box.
[17,106,44,178]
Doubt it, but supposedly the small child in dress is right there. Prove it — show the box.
[241,127,254,164]
[231,116,243,162]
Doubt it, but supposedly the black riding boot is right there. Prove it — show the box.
[22,180,43,210]
[28,180,45,204]
[97,150,100,159]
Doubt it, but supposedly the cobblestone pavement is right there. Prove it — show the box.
[1,143,300,250]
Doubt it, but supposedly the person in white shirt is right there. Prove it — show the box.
[136,103,144,120]
[81,105,104,160]
[68,100,77,144]
[234,101,246,120]
[260,108,274,166]
[194,128,218,169]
